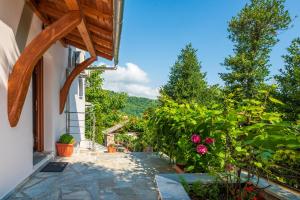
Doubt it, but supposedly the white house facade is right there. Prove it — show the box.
[0,0,123,198]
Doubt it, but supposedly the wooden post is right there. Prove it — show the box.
[59,57,96,113]
[8,11,82,127]
[64,0,97,57]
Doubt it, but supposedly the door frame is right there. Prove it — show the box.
[32,58,44,152]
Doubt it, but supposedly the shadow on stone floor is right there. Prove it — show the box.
[8,151,175,200]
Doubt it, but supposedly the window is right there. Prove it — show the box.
[78,77,84,99]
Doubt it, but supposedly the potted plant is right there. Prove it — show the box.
[174,160,186,174]
[107,144,117,153]
[56,134,75,157]
[173,154,187,173]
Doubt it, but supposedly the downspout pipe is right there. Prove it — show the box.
[85,65,117,70]
[87,0,123,71]
[113,0,124,66]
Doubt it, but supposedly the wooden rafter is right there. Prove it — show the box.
[90,34,112,49]
[26,0,67,47]
[77,20,97,57]
[7,11,81,127]
[96,0,103,11]
[64,0,96,57]
[68,31,112,49]
[59,57,96,113]
[51,0,112,21]
[81,5,113,21]
[37,4,113,36]
[26,0,50,24]
[86,23,112,40]
[29,0,115,58]
[65,34,112,54]
[65,39,113,60]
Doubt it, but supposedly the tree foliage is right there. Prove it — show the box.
[275,38,300,121]
[121,96,157,117]
[85,70,127,144]
[161,43,209,104]
[220,0,291,99]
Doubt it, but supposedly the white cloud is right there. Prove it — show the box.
[102,63,159,99]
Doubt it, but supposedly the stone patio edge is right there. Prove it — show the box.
[2,152,54,200]
[155,173,300,200]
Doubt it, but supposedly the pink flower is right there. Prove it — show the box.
[191,134,201,143]
[196,144,208,155]
[205,137,215,144]
[225,164,234,171]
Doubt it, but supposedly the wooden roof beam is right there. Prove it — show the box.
[81,5,113,21]
[26,0,67,48]
[64,39,113,60]
[87,23,112,39]
[64,0,96,57]
[53,0,112,21]
[59,57,96,113]
[68,31,112,49]
[37,4,113,37]
[90,34,112,49]
[65,34,112,53]
[8,11,81,127]
[96,0,113,13]
[26,0,50,24]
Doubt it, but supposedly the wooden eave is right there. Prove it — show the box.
[27,0,114,58]
[8,0,121,127]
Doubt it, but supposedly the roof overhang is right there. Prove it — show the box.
[8,0,124,127]
[27,0,124,63]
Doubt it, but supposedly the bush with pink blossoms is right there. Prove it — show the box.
[148,90,300,192]
[148,98,227,173]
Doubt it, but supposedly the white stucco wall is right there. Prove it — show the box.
[0,0,24,34]
[0,0,68,198]
[0,1,32,197]
[44,44,68,151]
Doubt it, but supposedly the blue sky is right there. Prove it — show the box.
[101,0,300,99]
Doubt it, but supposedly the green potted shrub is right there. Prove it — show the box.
[56,134,75,157]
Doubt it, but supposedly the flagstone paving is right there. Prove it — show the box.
[8,150,175,200]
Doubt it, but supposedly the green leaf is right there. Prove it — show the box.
[235,146,242,152]
[185,165,195,172]
[254,162,263,168]
[268,97,284,105]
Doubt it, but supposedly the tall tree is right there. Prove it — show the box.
[220,0,291,99]
[162,43,208,103]
[275,38,300,121]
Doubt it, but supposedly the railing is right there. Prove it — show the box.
[65,111,96,150]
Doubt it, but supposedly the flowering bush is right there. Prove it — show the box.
[148,98,226,172]
[148,94,300,187]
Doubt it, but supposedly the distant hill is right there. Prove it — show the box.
[122,96,158,117]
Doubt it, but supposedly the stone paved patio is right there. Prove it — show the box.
[8,150,175,200]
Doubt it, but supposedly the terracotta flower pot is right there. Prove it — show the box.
[107,146,116,153]
[56,143,74,157]
[173,164,185,174]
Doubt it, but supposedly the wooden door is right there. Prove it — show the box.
[32,58,44,152]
